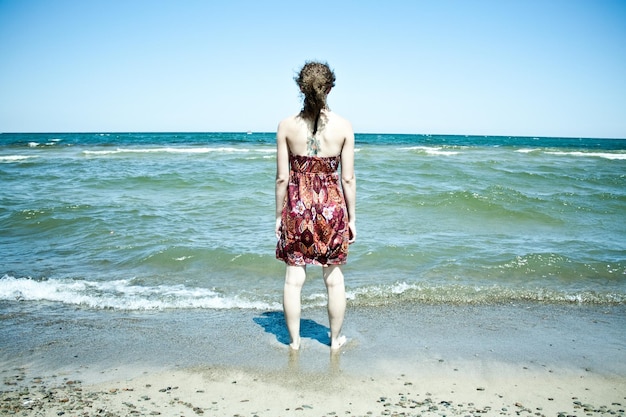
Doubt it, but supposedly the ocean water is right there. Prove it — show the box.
[1,132,625,311]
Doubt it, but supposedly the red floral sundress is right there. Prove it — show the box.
[276,153,350,266]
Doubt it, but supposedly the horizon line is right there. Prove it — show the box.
[1,131,625,141]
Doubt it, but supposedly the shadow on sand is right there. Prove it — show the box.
[253,311,330,347]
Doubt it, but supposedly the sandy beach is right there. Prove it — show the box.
[2,362,625,416]
[1,303,625,416]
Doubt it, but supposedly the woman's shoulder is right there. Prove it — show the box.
[325,111,353,134]
[326,110,350,124]
[278,113,300,126]
[277,114,304,134]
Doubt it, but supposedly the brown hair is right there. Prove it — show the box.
[295,61,336,134]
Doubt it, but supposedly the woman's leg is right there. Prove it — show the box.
[283,265,306,350]
[323,265,347,349]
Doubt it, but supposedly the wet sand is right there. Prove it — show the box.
[1,302,625,416]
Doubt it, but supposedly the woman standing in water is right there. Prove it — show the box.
[275,61,356,351]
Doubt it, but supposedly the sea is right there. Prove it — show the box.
[1,132,625,313]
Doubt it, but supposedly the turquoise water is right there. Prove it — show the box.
[1,132,625,309]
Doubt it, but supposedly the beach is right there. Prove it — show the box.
[2,302,625,416]
[1,132,625,415]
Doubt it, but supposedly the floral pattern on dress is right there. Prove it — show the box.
[276,153,350,266]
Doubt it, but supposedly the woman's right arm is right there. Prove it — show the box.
[275,120,290,238]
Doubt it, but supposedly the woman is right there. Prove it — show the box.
[275,61,356,351]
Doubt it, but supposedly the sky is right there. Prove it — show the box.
[1,0,625,138]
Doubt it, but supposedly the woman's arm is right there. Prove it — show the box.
[275,120,290,238]
[340,124,356,243]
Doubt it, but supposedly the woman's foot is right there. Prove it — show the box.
[289,337,301,350]
[330,335,346,350]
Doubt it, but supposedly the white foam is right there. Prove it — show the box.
[0,155,34,162]
[0,275,281,311]
[545,151,626,160]
[82,147,258,156]
[399,146,460,156]
[345,280,626,305]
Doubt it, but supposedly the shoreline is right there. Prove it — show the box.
[1,302,625,416]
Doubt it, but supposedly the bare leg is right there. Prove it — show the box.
[283,265,306,350]
[323,265,347,350]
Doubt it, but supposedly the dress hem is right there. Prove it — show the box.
[276,257,348,267]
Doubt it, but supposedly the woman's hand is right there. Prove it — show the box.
[275,217,282,239]
[348,221,356,244]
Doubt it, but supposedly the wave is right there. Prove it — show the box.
[347,281,626,306]
[0,155,36,163]
[414,187,566,224]
[1,275,623,311]
[27,139,62,147]
[398,146,460,156]
[0,275,281,311]
[82,147,275,156]
[545,151,626,160]
[395,146,626,160]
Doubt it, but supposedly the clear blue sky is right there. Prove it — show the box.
[1,0,625,137]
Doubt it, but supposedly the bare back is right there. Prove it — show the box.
[278,110,352,158]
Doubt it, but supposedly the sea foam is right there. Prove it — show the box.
[0,275,281,311]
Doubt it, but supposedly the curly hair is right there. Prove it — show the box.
[295,61,336,134]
